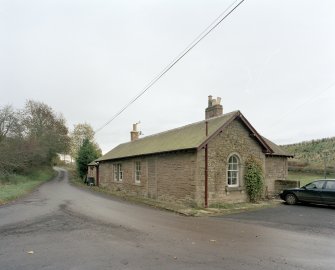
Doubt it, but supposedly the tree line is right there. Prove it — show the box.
[281,137,335,165]
[281,137,335,176]
[0,101,101,179]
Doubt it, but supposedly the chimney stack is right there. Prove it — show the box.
[208,95,213,107]
[205,95,223,119]
[130,122,140,141]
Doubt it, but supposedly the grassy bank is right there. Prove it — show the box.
[288,170,335,187]
[0,167,56,205]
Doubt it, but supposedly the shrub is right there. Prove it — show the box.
[76,138,100,180]
[245,156,264,202]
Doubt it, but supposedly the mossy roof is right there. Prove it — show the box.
[88,161,98,166]
[262,137,293,157]
[97,110,292,162]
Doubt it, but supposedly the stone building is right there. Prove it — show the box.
[89,96,292,206]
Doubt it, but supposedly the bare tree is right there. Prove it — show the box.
[70,123,101,159]
[0,105,22,142]
[0,101,71,177]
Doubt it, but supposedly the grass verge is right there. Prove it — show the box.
[288,171,335,186]
[0,167,56,205]
[68,168,278,217]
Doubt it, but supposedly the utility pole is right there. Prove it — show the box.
[322,150,330,179]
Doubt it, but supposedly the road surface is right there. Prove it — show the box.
[0,168,334,270]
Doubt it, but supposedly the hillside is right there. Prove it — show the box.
[281,137,335,172]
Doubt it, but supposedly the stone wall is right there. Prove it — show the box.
[195,119,266,206]
[87,166,96,179]
[97,151,197,204]
[98,157,148,197]
[265,156,288,196]
[274,180,300,195]
[96,118,289,206]
[155,151,197,203]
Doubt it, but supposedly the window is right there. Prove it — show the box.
[113,163,123,182]
[113,164,118,180]
[305,180,325,190]
[325,181,335,190]
[135,161,141,183]
[227,155,239,187]
[118,164,123,181]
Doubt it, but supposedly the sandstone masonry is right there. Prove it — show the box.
[89,96,292,206]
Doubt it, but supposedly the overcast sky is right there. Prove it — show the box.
[1,0,334,154]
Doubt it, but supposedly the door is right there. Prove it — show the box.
[321,181,335,205]
[298,180,325,203]
[147,158,157,199]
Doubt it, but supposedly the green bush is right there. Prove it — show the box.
[76,138,100,180]
[245,156,264,203]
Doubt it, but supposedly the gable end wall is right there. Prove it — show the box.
[195,119,266,206]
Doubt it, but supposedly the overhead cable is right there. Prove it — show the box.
[95,0,245,133]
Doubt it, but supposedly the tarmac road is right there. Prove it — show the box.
[0,168,334,270]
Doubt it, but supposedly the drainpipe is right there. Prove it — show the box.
[96,162,100,187]
[205,121,208,208]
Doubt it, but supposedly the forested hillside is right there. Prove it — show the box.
[281,137,335,171]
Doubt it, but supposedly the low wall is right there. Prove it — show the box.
[274,180,300,195]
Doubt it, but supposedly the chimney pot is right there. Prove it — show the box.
[208,95,213,107]
[130,122,140,141]
[205,95,223,119]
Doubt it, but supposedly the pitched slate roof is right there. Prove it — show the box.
[262,137,293,157]
[97,111,292,162]
[88,161,98,166]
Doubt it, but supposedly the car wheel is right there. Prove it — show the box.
[285,193,297,205]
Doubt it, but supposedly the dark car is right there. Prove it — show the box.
[84,176,95,186]
[280,179,335,205]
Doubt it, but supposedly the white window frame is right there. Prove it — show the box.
[118,164,123,181]
[135,161,141,184]
[113,164,118,181]
[113,163,123,182]
[227,154,240,187]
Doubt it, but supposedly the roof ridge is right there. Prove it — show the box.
[97,110,241,161]
[131,110,240,143]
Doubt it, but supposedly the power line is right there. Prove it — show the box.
[270,81,335,130]
[95,0,245,134]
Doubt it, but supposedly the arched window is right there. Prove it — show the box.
[227,155,239,187]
